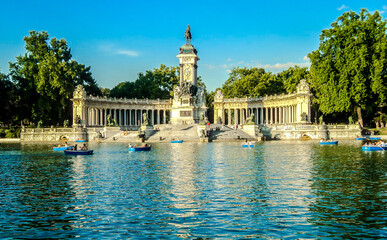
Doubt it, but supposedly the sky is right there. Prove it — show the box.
[0,0,386,91]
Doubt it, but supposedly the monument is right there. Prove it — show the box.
[171,25,207,124]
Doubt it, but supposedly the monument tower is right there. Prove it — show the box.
[171,25,207,124]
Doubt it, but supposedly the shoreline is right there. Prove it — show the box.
[3,135,387,144]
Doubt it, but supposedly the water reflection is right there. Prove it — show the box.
[0,143,76,238]
[0,141,386,238]
[309,143,387,238]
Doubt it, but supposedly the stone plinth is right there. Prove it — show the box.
[141,125,154,138]
[242,125,262,141]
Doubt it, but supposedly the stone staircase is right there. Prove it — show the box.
[97,124,256,142]
[147,125,200,142]
[209,124,255,141]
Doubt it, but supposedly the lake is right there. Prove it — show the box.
[0,141,386,239]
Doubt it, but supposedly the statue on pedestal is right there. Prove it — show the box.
[246,113,255,125]
[107,114,118,126]
[185,25,192,44]
[142,113,151,126]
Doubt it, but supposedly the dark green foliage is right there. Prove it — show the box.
[8,31,101,126]
[0,72,15,124]
[308,9,387,125]
[221,67,309,98]
[110,64,179,99]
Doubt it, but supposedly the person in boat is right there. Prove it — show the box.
[320,138,324,142]
[74,144,78,150]
[248,141,252,145]
[64,142,68,147]
[128,143,132,148]
[81,144,88,150]
[329,138,333,142]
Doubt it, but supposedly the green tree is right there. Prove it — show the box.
[0,72,15,124]
[222,67,285,98]
[308,9,387,127]
[277,66,309,93]
[110,64,179,99]
[9,31,101,126]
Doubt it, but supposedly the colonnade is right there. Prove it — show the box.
[219,105,298,125]
[84,108,170,127]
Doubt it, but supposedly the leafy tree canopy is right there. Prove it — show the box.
[110,64,179,99]
[8,31,101,125]
[308,9,387,126]
[221,66,309,98]
[0,72,15,124]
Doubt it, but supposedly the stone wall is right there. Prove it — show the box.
[21,127,88,142]
[263,124,361,140]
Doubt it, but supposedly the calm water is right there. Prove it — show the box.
[0,141,386,239]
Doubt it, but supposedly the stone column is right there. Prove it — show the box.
[163,109,166,124]
[234,109,237,125]
[228,109,231,125]
[134,109,136,126]
[260,107,264,124]
[151,110,154,125]
[157,110,160,125]
[222,107,226,124]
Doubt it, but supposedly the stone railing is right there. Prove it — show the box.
[86,96,172,105]
[219,92,300,103]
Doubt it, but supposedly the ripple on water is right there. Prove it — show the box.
[0,141,386,239]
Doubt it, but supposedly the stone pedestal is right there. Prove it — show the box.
[141,125,154,139]
[243,125,263,141]
[197,125,207,138]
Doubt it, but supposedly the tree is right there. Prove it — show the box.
[221,67,285,98]
[9,31,101,126]
[308,9,387,127]
[277,66,309,93]
[110,64,179,99]
[0,72,15,124]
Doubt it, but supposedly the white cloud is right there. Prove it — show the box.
[115,50,139,57]
[221,64,233,69]
[383,5,387,10]
[227,58,232,61]
[303,55,309,61]
[204,64,217,69]
[98,43,139,57]
[255,62,311,70]
[338,4,349,11]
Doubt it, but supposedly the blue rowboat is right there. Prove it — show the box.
[362,146,387,151]
[53,146,72,151]
[355,137,366,140]
[64,150,93,155]
[76,139,86,142]
[369,137,381,140]
[320,141,338,145]
[242,144,254,148]
[171,140,183,143]
[129,146,151,152]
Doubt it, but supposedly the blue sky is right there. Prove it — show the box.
[0,0,385,91]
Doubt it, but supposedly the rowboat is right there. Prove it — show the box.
[320,141,338,145]
[171,140,183,143]
[362,146,387,151]
[129,146,151,152]
[76,139,86,142]
[53,146,72,151]
[355,137,366,140]
[64,150,94,155]
[242,144,254,148]
[369,137,381,140]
